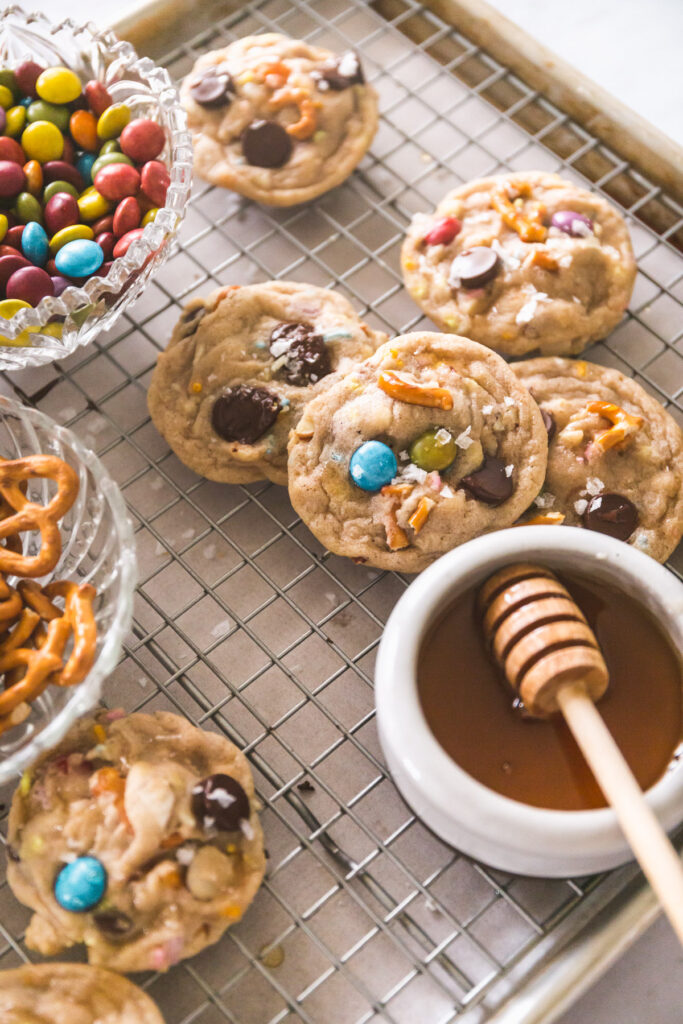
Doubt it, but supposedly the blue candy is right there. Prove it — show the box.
[21,222,49,267]
[19,96,32,108]
[55,239,104,278]
[76,151,97,185]
[349,440,398,492]
[54,855,107,912]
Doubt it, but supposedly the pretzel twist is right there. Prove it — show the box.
[43,580,97,687]
[269,87,319,139]
[0,456,79,578]
[492,182,547,243]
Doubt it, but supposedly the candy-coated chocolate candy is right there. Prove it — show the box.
[90,151,134,180]
[94,162,140,201]
[44,192,79,235]
[140,160,169,206]
[36,66,82,105]
[409,427,457,472]
[43,179,78,201]
[0,160,25,197]
[76,150,96,184]
[42,160,84,191]
[112,227,144,259]
[15,60,44,99]
[423,216,462,247]
[449,246,500,289]
[0,109,5,134]
[70,108,98,151]
[49,223,94,254]
[23,159,42,195]
[84,80,113,117]
[0,84,13,110]
[22,120,64,163]
[6,264,53,304]
[141,206,158,227]
[0,253,30,289]
[0,213,7,242]
[55,237,104,276]
[61,136,76,165]
[26,99,69,132]
[96,103,131,141]
[95,231,115,260]
[0,136,24,164]
[45,258,58,274]
[14,191,42,224]
[349,440,398,492]
[91,214,114,235]
[4,225,24,249]
[0,297,30,317]
[21,221,48,265]
[119,118,165,162]
[77,187,111,222]
[112,195,140,237]
[0,70,17,98]
[99,139,120,155]
[550,210,594,237]
[54,855,107,912]
[5,105,25,136]
[51,274,70,296]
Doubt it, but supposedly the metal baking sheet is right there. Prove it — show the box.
[1,1,682,1022]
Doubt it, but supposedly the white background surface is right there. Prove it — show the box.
[32,0,683,1021]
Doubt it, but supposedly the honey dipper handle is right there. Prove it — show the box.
[556,682,683,946]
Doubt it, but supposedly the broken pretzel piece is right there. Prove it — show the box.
[269,87,319,139]
[378,370,453,410]
[492,182,547,243]
[529,248,559,272]
[408,496,436,533]
[515,511,566,526]
[588,401,643,452]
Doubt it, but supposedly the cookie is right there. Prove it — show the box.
[7,710,265,973]
[0,963,165,1024]
[401,172,636,356]
[287,332,548,572]
[181,33,378,205]
[513,357,683,561]
[147,281,385,484]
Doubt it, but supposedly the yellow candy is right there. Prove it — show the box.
[96,103,131,141]
[36,66,82,105]
[0,329,33,347]
[0,84,13,109]
[21,121,64,163]
[77,188,111,222]
[49,223,94,253]
[0,214,7,243]
[141,207,159,227]
[0,299,31,317]
[5,105,26,136]
[40,322,64,338]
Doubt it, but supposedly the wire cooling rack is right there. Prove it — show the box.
[1,1,682,1022]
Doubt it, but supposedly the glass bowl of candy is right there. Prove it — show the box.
[0,395,136,785]
[0,6,192,369]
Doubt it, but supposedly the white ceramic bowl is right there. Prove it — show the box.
[375,527,683,877]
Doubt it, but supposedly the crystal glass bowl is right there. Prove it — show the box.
[0,6,192,369]
[0,395,136,784]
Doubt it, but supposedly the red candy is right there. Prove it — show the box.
[95,231,115,260]
[0,161,25,198]
[423,216,462,247]
[0,254,30,289]
[112,196,140,237]
[94,163,141,202]
[140,160,169,207]
[6,265,54,304]
[44,193,79,236]
[113,227,144,258]
[0,138,25,165]
[119,119,165,163]
[5,225,24,249]
[14,61,44,99]
[61,137,76,166]
[84,80,113,117]
[91,214,114,235]
[42,161,84,191]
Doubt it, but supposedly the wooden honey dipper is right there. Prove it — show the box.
[479,563,683,944]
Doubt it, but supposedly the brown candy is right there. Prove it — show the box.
[449,246,500,289]
[582,492,638,541]
[312,51,364,90]
[211,385,281,444]
[190,69,234,107]
[269,322,331,386]
[460,456,513,505]
[241,120,292,168]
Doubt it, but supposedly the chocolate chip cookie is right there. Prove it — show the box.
[513,357,683,561]
[287,332,548,572]
[181,33,378,205]
[401,172,636,356]
[7,710,265,973]
[0,963,165,1024]
[147,281,386,484]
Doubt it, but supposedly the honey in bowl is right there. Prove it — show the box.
[417,572,682,811]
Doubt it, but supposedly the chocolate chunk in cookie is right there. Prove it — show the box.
[460,456,513,505]
[270,322,332,385]
[541,408,556,441]
[190,69,234,108]
[312,50,365,90]
[212,385,281,444]
[241,119,292,168]
[93,908,137,941]
[192,773,250,832]
[178,303,207,337]
[583,492,638,541]
[449,246,500,289]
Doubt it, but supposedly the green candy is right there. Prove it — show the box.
[409,428,457,472]
[0,69,18,100]
[43,180,79,202]
[99,139,121,155]
[27,99,70,132]
[14,192,43,224]
[90,151,134,180]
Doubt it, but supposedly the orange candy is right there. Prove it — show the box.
[69,109,98,152]
[23,160,43,197]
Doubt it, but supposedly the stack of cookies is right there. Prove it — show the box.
[146,35,683,574]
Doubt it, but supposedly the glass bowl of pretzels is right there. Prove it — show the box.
[0,396,136,784]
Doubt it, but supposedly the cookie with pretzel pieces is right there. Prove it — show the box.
[8,710,265,973]
[181,33,378,205]
[512,357,683,561]
[0,963,165,1024]
[401,172,636,356]
[287,332,547,572]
